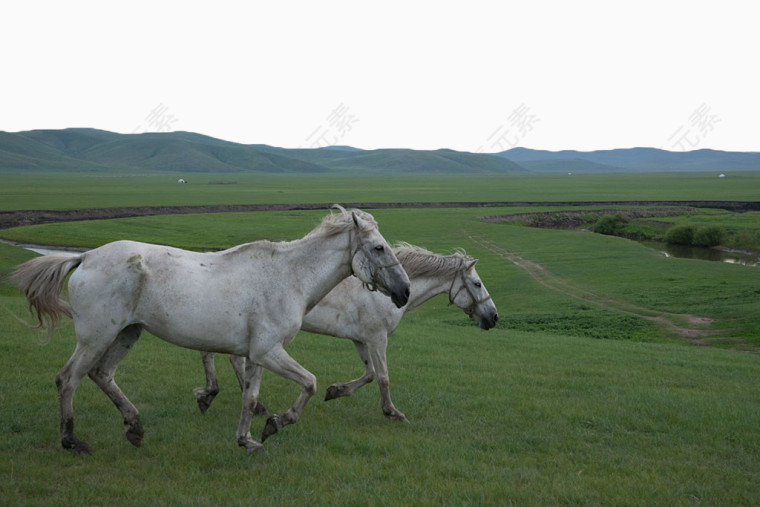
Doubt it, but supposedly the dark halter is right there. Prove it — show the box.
[349,229,401,292]
[448,260,492,316]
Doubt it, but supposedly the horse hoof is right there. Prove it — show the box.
[193,388,218,414]
[126,431,143,447]
[253,401,269,416]
[126,419,144,447]
[261,415,281,442]
[196,396,213,414]
[384,411,409,423]
[62,437,92,455]
[239,439,264,452]
[324,384,345,401]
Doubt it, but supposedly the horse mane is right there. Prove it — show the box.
[392,242,472,278]
[306,205,378,238]
[222,206,377,257]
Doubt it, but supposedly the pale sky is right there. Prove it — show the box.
[2,1,757,152]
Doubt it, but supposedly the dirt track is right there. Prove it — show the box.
[1,200,758,230]
[466,232,760,351]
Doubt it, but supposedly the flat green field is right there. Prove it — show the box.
[1,172,759,505]
[2,171,760,210]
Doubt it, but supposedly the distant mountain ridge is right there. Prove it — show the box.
[499,147,760,172]
[0,129,329,174]
[0,128,757,174]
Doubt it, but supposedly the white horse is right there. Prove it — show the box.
[195,243,498,422]
[11,206,410,454]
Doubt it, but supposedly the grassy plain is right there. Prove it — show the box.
[2,171,760,210]
[1,172,759,504]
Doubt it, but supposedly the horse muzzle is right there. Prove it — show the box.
[478,311,499,330]
[390,284,410,308]
[371,261,410,308]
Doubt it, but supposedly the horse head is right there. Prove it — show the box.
[349,211,410,308]
[449,258,499,330]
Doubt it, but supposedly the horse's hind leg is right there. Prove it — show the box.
[257,345,317,442]
[194,354,268,416]
[194,352,220,414]
[325,341,376,401]
[87,324,144,447]
[56,341,116,454]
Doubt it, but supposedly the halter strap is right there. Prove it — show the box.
[448,260,492,316]
[349,227,401,292]
[365,258,402,292]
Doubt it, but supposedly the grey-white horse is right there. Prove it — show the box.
[195,243,498,422]
[11,207,410,454]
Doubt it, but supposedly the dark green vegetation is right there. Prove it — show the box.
[592,213,629,235]
[1,172,759,504]
[664,224,726,247]
[505,207,760,252]
[2,128,758,174]
[605,209,760,251]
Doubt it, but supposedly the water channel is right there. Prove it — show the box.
[0,239,87,256]
[638,240,759,267]
[2,238,758,267]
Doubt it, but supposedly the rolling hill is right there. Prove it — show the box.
[0,128,757,174]
[499,147,760,172]
[0,129,329,174]
[278,147,527,174]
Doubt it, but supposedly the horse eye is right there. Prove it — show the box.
[474,281,482,288]
[374,245,385,252]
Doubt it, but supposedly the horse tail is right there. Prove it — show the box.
[10,253,83,332]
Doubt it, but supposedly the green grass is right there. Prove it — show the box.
[1,178,760,504]
[2,171,760,211]
[2,276,759,504]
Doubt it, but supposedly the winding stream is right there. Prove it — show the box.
[638,240,759,267]
[0,239,87,256]
[2,237,758,267]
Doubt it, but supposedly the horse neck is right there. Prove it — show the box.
[404,267,457,313]
[288,229,353,309]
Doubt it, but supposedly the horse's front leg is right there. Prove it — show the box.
[368,337,407,422]
[235,360,265,452]
[325,340,376,401]
[257,344,317,442]
[193,352,220,414]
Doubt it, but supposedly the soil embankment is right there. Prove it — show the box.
[1,201,758,230]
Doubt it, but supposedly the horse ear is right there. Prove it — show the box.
[351,211,369,231]
[465,259,478,271]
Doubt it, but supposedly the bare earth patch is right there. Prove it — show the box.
[481,207,698,229]
[2,200,758,231]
